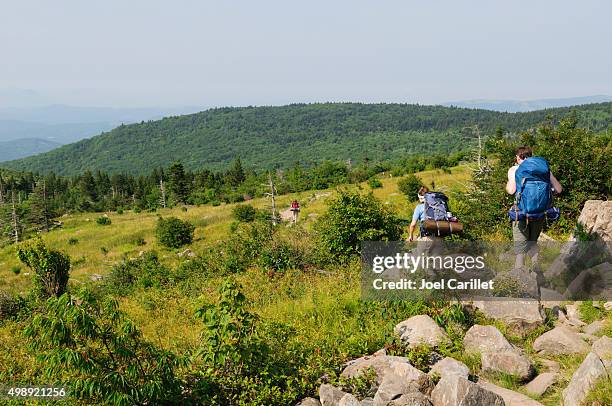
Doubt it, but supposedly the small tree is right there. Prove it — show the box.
[397,174,424,201]
[316,190,402,261]
[17,238,70,299]
[28,179,53,231]
[232,204,257,222]
[156,217,195,248]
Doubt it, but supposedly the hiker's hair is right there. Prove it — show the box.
[516,146,533,160]
[418,186,430,196]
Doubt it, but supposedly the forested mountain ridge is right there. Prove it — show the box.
[4,102,611,175]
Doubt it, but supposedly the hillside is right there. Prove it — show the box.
[4,102,611,175]
[0,137,61,162]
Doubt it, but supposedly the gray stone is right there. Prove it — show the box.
[387,361,434,395]
[464,299,544,333]
[372,361,434,406]
[583,320,606,335]
[339,393,361,406]
[592,335,612,361]
[341,354,412,384]
[297,398,322,406]
[430,375,504,406]
[320,384,348,406]
[523,372,558,397]
[605,301,612,311]
[429,357,469,380]
[479,381,543,406]
[463,325,514,354]
[394,315,450,349]
[388,392,433,406]
[360,398,374,406]
[481,351,535,381]
[565,303,581,320]
[576,200,612,241]
[562,352,608,406]
[532,326,590,355]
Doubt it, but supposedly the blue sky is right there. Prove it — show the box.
[1,0,610,107]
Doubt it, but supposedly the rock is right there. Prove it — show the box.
[576,200,612,241]
[563,262,612,300]
[319,384,347,406]
[481,351,535,381]
[178,248,195,258]
[583,320,606,335]
[430,375,504,406]
[564,303,581,320]
[297,398,322,406]
[578,333,598,343]
[538,359,560,373]
[532,326,590,355]
[562,352,608,406]
[339,394,361,406]
[90,273,104,281]
[591,335,612,361]
[360,398,374,406]
[479,381,543,406]
[341,354,412,384]
[394,315,449,348]
[463,325,514,354]
[429,357,469,380]
[464,299,544,333]
[388,392,433,406]
[523,372,558,397]
[387,361,434,395]
[605,301,612,311]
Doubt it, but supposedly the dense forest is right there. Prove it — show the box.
[4,102,611,175]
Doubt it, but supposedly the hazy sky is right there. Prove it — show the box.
[1,0,611,107]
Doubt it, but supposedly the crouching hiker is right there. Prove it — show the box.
[506,146,562,272]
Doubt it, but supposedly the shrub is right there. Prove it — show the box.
[117,208,124,215]
[11,266,21,275]
[156,217,195,248]
[24,291,185,405]
[105,252,171,295]
[259,240,303,273]
[68,237,79,245]
[133,236,146,246]
[96,216,112,226]
[233,204,257,222]
[367,177,383,189]
[397,174,424,201]
[0,291,25,320]
[16,238,70,299]
[315,190,402,262]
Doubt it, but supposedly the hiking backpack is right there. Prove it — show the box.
[423,192,450,221]
[513,157,552,219]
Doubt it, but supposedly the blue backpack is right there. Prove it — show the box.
[510,157,558,221]
[424,192,449,221]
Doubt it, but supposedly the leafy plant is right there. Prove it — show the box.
[232,204,257,223]
[16,238,70,299]
[156,216,195,248]
[24,291,185,405]
[397,174,424,201]
[367,177,383,189]
[96,216,112,225]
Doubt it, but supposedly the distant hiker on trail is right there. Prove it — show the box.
[506,146,562,271]
[290,199,300,224]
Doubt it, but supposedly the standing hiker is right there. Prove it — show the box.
[290,199,300,224]
[408,186,430,242]
[506,146,562,271]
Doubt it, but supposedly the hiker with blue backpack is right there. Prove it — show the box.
[506,146,562,271]
[408,186,463,242]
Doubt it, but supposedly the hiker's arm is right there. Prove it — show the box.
[550,173,562,194]
[409,220,417,241]
[505,167,516,194]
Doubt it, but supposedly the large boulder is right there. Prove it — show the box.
[463,300,544,334]
[430,375,504,406]
[562,352,609,406]
[341,354,412,384]
[479,381,543,406]
[523,372,558,397]
[319,384,348,406]
[394,315,450,348]
[576,200,612,241]
[372,361,434,406]
[338,394,361,406]
[429,357,469,381]
[532,326,589,356]
[463,325,514,354]
[592,335,612,371]
[481,351,535,381]
[583,319,606,335]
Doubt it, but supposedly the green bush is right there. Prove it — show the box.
[367,177,383,189]
[259,240,303,273]
[232,204,257,222]
[68,237,79,245]
[24,291,185,405]
[397,174,424,201]
[315,190,402,262]
[10,266,21,275]
[96,216,112,226]
[156,217,195,248]
[0,291,25,320]
[16,238,70,299]
[105,252,170,295]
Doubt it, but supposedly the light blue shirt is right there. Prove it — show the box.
[412,203,425,223]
